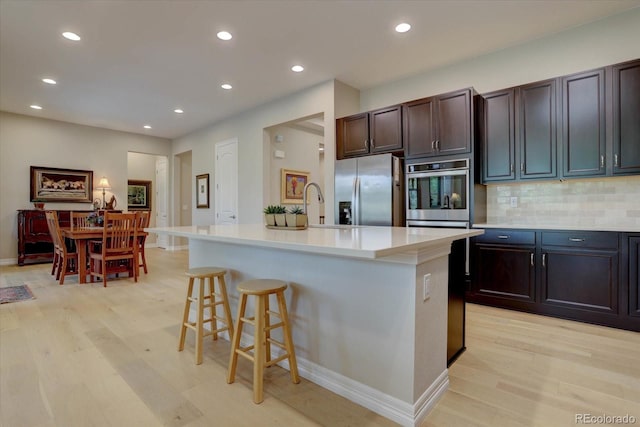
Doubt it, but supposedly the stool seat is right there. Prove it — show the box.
[186,267,227,277]
[237,279,288,295]
[179,266,234,365]
[227,278,299,403]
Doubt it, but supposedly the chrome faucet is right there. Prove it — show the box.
[302,182,325,215]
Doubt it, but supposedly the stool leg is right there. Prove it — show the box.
[264,294,271,364]
[227,293,247,384]
[253,294,266,404]
[277,290,300,384]
[209,276,218,341]
[178,277,194,352]
[195,277,205,365]
[218,274,234,340]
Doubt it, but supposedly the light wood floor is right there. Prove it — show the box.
[1,249,638,427]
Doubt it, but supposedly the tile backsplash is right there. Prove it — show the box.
[486,176,640,228]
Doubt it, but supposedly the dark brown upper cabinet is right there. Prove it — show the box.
[519,79,558,180]
[480,80,558,182]
[481,89,516,182]
[612,59,640,175]
[404,88,473,159]
[561,68,606,178]
[336,105,402,159]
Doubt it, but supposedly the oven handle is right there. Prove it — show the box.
[406,220,469,228]
[406,170,468,179]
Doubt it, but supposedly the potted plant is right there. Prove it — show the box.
[32,199,46,210]
[263,205,278,226]
[273,205,287,227]
[286,206,307,228]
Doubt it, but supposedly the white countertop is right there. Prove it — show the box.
[147,224,484,259]
[473,223,640,232]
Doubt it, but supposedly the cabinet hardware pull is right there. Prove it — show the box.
[436,140,440,151]
[520,163,524,173]
[497,235,510,239]
[530,253,534,267]
[542,253,546,267]
[614,154,619,167]
[364,139,368,149]
[600,155,604,168]
[510,163,514,173]
[371,138,375,149]
[569,238,585,242]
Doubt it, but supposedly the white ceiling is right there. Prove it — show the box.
[1,0,639,140]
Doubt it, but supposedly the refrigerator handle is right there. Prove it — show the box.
[351,177,358,226]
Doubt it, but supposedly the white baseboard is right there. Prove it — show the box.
[163,245,188,251]
[0,258,18,266]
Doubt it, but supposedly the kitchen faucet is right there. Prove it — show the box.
[303,182,325,216]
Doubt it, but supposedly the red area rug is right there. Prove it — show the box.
[0,285,35,304]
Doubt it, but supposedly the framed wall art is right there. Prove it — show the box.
[281,168,309,204]
[127,180,152,210]
[196,173,210,208]
[30,166,93,203]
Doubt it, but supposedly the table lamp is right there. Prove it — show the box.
[97,177,111,209]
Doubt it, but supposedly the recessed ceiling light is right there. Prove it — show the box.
[221,83,232,90]
[30,105,43,110]
[174,109,184,114]
[42,78,57,85]
[217,31,232,41]
[395,23,411,33]
[62,31,81,41]
[143,125,152,129]
[291,65,304,73]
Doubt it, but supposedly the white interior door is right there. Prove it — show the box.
[156,156,169,247]
[215,138,238,224]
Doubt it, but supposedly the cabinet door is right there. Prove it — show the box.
[518,80,558,179]
[369,105,402,154]
[562,69,606,177]
[436,88,472,156]
[628,236,640,318]
[337,113,369,159]
[403,97,436,158]
[482,89,516,182]
[474,245,536,302]
[541,249,618,314]
[612,59,640,175]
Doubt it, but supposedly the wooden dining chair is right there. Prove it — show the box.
[88,212,138,287]
[71,211,92,229]
[44,211,78,285]
[135,210,151,274]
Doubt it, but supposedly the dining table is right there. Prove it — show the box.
[61,227,148,284]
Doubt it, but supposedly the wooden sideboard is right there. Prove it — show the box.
[17,209,114,266]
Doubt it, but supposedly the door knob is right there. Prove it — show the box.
[229,215,236,219]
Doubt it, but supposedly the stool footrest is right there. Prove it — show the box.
[266,337,286,350]
[265,353,290,367]
[265,321,284,331]
[236,346,255,362]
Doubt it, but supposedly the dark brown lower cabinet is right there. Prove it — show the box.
[469,229,638,332]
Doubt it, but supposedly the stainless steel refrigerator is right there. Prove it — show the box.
[334,153,403,226]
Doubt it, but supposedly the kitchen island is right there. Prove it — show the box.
[148,224,483,426]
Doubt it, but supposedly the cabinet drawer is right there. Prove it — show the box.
[474,229,535,245]
[541,231,618,250]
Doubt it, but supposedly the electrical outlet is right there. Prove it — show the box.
[423,273,431,301]
[510,196,518,208]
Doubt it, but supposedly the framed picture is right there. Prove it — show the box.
[30,166,93,203]
[127,180,152,210]
[281,168,309,204]
[196,173,210,208]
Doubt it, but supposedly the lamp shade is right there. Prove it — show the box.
[98,177,111,190]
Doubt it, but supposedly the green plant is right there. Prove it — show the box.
[288,206,304,215]
[263,205,287,214]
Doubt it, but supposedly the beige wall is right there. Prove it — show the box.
[171,80,337,226]
[0,112,170,262]
[127,152,165,244]
[266,125,325,223]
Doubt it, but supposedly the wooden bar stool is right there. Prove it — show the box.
[178,267,234,365]
[227,279,300,403]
